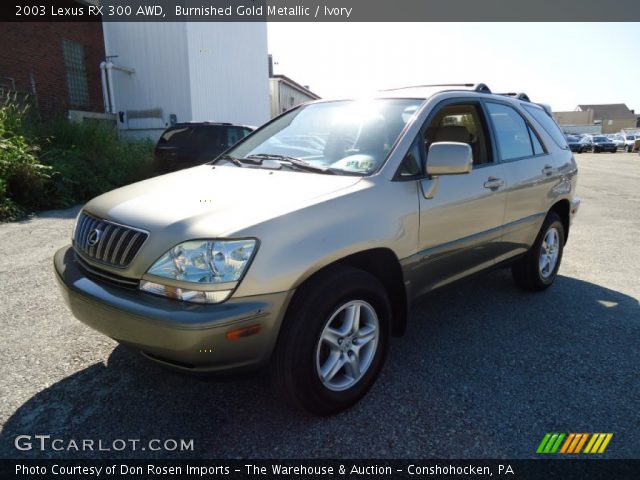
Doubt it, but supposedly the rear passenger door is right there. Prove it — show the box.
[483,101,555,262]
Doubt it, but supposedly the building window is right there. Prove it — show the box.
[62,39,89,107]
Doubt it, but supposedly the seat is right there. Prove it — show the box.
[433,125,472,143]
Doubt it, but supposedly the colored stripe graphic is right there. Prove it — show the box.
[573,433,589,453]
[537,433,565,454]
[537,433,552,454]
[539,433,613,454]
[585,433,613,454]
[560,434,575,453]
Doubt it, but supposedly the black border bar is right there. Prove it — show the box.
[2,0,640,22]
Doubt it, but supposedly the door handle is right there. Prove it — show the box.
[483,177,504,190]
[542,164,554,176]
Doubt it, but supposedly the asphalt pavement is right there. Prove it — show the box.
[1,153,638,459]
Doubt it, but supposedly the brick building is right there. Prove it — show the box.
[0,17,105,117]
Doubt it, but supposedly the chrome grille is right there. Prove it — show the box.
[74,212,148,268]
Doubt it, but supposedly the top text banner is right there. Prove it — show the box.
[4,0,640,22]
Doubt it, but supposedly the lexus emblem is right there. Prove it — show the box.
[87,228,102,247]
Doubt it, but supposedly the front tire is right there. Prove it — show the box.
[512,212,565,291]
[272,266,391,415]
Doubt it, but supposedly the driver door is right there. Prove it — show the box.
[409,101,508,296]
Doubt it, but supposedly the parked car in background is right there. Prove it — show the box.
[154,122,255,173]
[565,135,584,153]
[609,134,626,150]
[579,135,594,152]
[55,83,580,414]
[591,135,618,153]
[621,134,637,152]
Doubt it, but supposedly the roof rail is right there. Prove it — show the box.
[380,83,492,93]
[497,92,531,102]
[473,83,492,94]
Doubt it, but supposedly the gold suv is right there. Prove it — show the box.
[55,83,580,414]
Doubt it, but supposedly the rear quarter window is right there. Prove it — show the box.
[523,104,569,150]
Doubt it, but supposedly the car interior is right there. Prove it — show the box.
[424,104,491,166]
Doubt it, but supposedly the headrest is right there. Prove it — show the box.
[433,125,471,144]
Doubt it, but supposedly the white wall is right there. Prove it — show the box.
[186,23,270,126]
[102,22,270,137]
[102,22,191,132]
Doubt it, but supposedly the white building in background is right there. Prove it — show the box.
[100,22,270,140]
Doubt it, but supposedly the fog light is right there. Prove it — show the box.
[140,280,231,304]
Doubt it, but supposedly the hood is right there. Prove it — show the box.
[84,165,362,238]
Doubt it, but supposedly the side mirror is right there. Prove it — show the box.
[425,142,473,176]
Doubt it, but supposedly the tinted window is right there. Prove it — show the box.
[158,127,194,147]
[192,126,224,148]
[226,127,248,146]
[566,136,579,142]
[523,104,569,149]
[486,103,534,160]
[530,128,545,155]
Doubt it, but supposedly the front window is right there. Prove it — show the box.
[217,99,423,175]
[593,136,608,142]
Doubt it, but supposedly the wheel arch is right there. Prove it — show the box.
[549,199,571,244]
[288,248,409,337]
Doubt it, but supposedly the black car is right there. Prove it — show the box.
[591,135,617,153]
[154,122,254,173]
[565,135,584,153]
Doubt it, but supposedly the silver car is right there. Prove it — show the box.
[55,83,580,414]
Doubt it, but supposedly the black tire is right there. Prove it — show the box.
[627,146,633,153]
[272,266,391,415]
[512,212,565,291]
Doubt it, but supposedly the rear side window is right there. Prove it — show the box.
[192,126,224,148]
[486,103,535,161]
[226,127,249,146]
[523,104,569,149]
[158,127,194,146]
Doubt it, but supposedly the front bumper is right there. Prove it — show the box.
[54,246,291,374]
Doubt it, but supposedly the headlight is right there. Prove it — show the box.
[140,239,257,304]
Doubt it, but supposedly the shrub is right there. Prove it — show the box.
[37,119,155,209]
[0,96,155,221]
[0,97,52,219]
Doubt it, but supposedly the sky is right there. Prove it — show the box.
[267,23,640,113]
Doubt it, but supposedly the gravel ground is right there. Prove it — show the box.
[0,153,638,459]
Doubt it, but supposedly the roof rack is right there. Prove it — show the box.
[497,92,532,102]
[380,83,492,93]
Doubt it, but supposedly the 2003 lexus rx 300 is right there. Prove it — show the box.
[55,83,580,414]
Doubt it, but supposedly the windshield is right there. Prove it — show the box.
[626,135,636,140]
[565,136,579,142]
[593,136,608,142]
[217,99,423,175]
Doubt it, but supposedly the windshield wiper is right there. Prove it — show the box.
[216,154,262,167]
[246,154,335,174]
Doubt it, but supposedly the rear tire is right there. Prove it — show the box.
[512,212,565,291]
[272,266,391,415]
